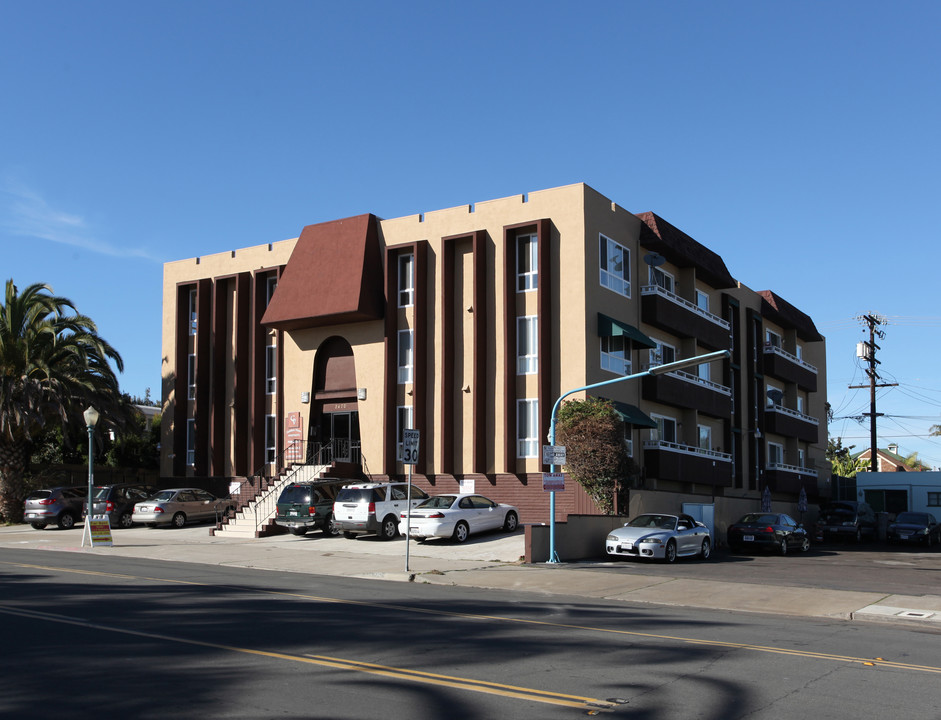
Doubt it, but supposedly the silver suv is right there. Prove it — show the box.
[24,486,86,529]
[333,482,429,540]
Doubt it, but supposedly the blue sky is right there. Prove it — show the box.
[3,1,940,465]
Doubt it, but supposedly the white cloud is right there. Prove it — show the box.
[0,176,160,262]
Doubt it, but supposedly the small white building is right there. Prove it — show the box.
[854,471,941,518]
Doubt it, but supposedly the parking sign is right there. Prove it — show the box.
[402,429,420,465]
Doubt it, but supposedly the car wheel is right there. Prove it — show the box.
[343,531,357,539]
[118,512,134,529]
[379,516,398,540]
[172,512,187,528]
[699,539,711,560]
[800,536,811,552]
[452,521,470,543]
[664,539,677,563]
[290,527,308,536]
[503,511,519,533]
[29,523,47,530]
[779,538,788,556]
[324,513,340,537]
[57,512,76,530]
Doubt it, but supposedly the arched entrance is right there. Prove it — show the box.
[309,336,362,466]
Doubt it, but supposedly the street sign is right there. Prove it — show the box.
[542,444,566,466]
[543,473,565,492]
[402,429,421,465]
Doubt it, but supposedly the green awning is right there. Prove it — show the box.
[610,400,658,429]
[597,313,656,349]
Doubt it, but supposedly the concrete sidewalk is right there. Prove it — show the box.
[1,523,939,628]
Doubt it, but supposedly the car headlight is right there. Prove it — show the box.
[638,537,663,544]
[606,535,619,542]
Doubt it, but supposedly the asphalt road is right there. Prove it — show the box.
[2,549,940,720]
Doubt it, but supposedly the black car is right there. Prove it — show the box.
[886,512,940,548]
[275,481,344,536]
[727,513,810,555]
[84,484,159,529]
[24,486,86,529]
[815,501,877,543]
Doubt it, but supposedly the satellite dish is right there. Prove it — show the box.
[643,252,665,267]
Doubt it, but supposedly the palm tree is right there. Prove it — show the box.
[0,280,124,523]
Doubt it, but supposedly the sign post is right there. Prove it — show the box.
[402,429,420,573]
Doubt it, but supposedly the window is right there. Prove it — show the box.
[188,288,197,335]
[697,359,710,382]
[398,329,413,384]
[651,414,677,443]
[649,339,676,367]
[398,253,414,307]
[928,493,941,507]
[599,234,630,297]
[396,406,413,461]
[698,425,712,451]
[187,354,196,400]
[768,442,784,465]
[265,415,276,463]
[767,383,784,406]
[765,329,782,348]
[517,234,538,292]
[266,275,278,306]
[517,316,538,374]
[696,290,709,312]
[186,419,196,466]
[623,425,633,457]
[798,448,806,468]
[797,395,805,414]
[265,343,277,394]
[795,344,803,360]
[517,399,538,458]
[649,266,674,293]
[600,335,630,375]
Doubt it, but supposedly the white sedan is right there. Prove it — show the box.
[606,513,711,563]
[400,494,519,543]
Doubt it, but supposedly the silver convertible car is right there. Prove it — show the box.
[606,513,711,563]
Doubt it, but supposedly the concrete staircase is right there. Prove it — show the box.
[213,463,330,538]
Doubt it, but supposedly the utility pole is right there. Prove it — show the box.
[848,314,897,471]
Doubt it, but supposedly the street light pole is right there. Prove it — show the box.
[546,349,730,563]
[81,405,100,548]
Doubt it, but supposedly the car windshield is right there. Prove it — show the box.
[417,496,456,509]
[151,490,177,502]
[278,486,311,504]
[821,505,854,520]
[895,513,929,525]
[627,514,677,530]
[738,514,777,524]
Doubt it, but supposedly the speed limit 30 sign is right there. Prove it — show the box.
[402,429,421,465]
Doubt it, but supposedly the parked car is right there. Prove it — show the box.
[886,512,940,548]
[727,512,810,555]
[606,513,711,563]
[399,493,519,543]
[333,482,429,540]
[132,488,232,528]
[84,484,159,529]
[24,486,86,529]
[815,501,877,543]
[275,481,344,536]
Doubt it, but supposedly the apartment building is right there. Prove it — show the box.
[161,183,828,526]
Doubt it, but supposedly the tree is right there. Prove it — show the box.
[556,397,630,515]
[0,280,126,523]
[826,437,869,478]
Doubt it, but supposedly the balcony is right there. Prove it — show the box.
[764,462,818,495]
[642,367,732,418]
[641,285,731,350]
[762,344,818,391]
[642,440,733,487]
[764,405,820,443]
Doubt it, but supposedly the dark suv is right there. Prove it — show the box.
[24,486,86,529]
[275,481,344,536]
[816,501,877,543]
[84,484,159,529]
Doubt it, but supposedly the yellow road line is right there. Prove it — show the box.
[4,559,941,676]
